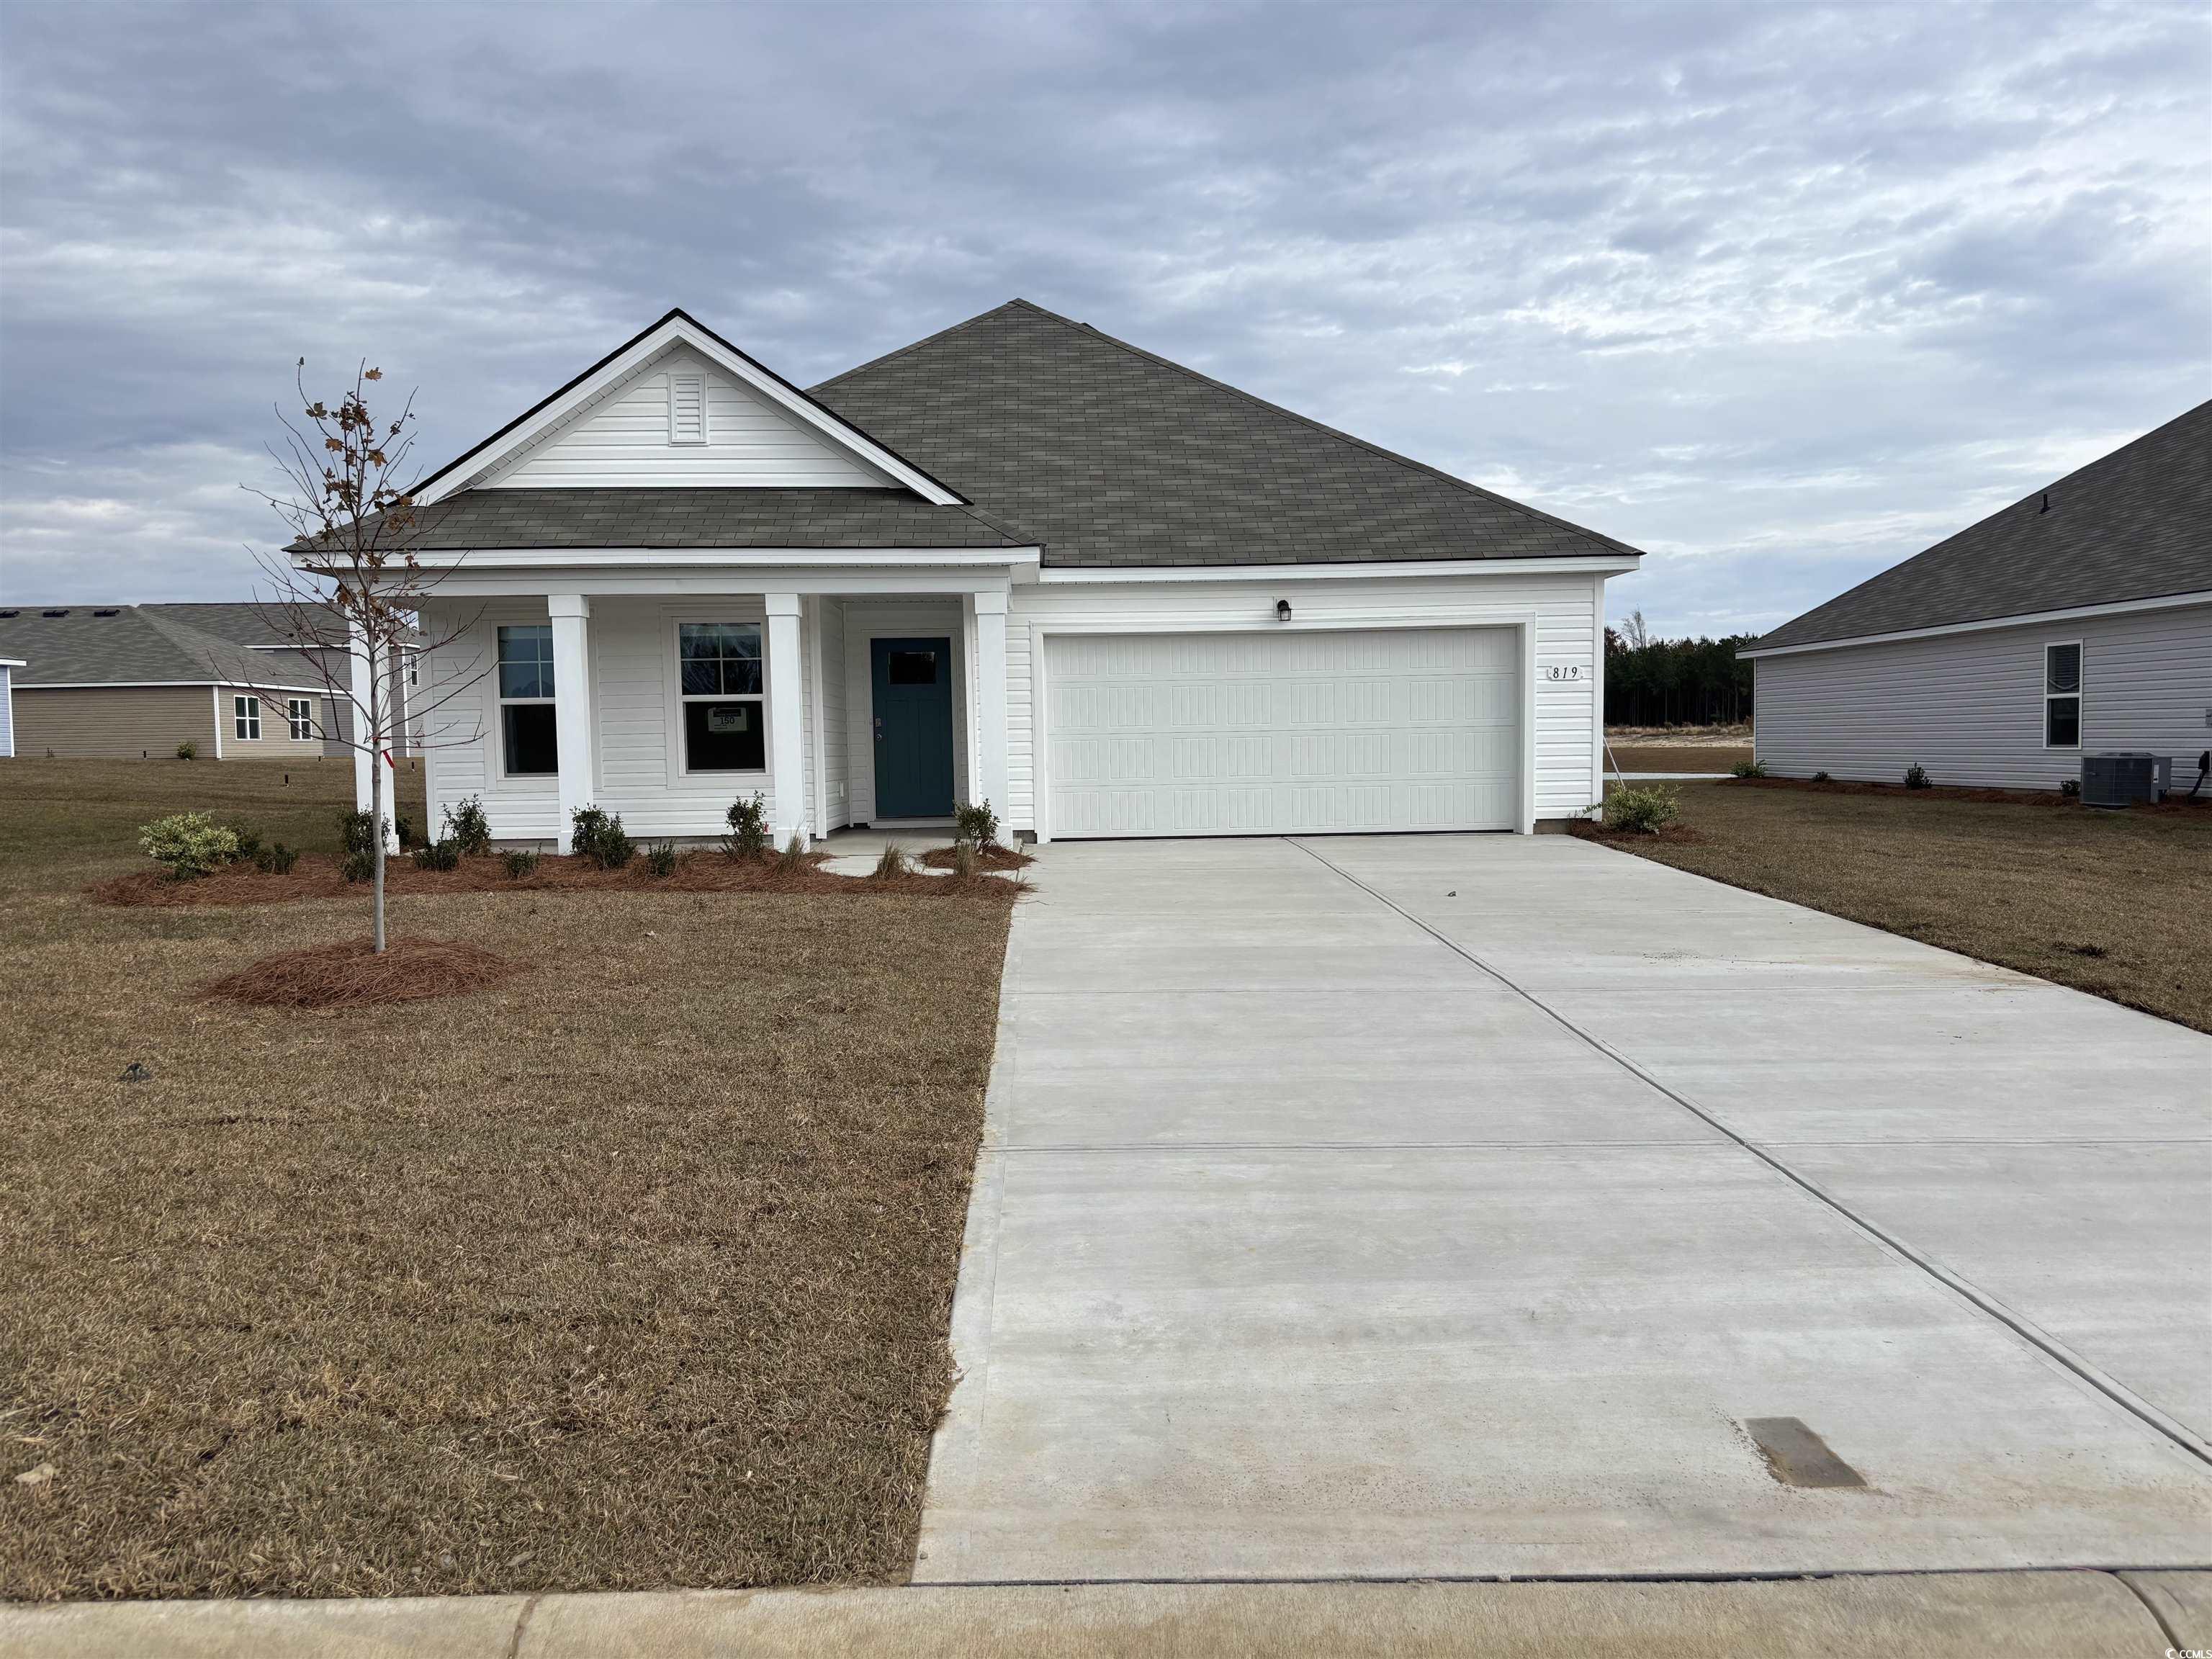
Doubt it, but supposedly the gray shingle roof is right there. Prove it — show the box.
[325,488,1033,552]
[810,300,1644,568]
[0,606,325,689]
[1750,400,2212,652]
[144,601,419,652]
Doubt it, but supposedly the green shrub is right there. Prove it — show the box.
[503,849,540,879]
[441,795,492,857]
[723,791,771,860]
[394,809,418,850]
[1813,771,1832,783]
[256,841,298,875]
[138,812,239,879]
[174,740,197,761]
[570,806,634,870]
[1601,783,1680,835]
[953,799,999,849]
[338,809,386,883]
[1904,764,1931,790]
[1730,760,1768,778]
[644,841,679,877]
[412,838,461,872]
[2059,777,2080,799]
[230,827,265,863]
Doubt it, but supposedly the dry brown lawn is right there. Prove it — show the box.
[1604,745,1752,775]
[0,758,1010,1599]
[1589,778,2212,1033]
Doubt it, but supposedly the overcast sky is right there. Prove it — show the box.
[1,1,2206,637]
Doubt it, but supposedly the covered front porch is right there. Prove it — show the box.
[400,560,1021,855]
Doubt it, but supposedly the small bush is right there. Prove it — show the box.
[138,812,239,879]
[338,809,386,883]
[174,740,197,761]
[1904,764,1931,790]
[953,799,999,849]
[872,842,912,880]
[644,841,679,877]
[411,838,461,872]
[951,840,979,879]
[503,849,540,879]
[2060,778,2081,799]
[723,792,771,860]
[256,841,299,875]
[570,806,634,870]
[441,795,493,857]
[230,827,265,864]
[395,809,418,850]
[1730,760,1768,779]
[1813,771,1832,783]
[1601,783,1680,835]
[778,830,809,871]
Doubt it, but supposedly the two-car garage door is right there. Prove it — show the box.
[1043,628,1520,838]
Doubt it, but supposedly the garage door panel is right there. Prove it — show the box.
[1046,629,1520,838]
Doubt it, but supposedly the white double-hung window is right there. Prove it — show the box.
[2044,642,2082,748]
[677,622,765,773]
[233,695,261,741]
[498,624,559,775]
[287,697,315,740]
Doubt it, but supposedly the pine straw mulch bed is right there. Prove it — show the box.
[91,850,1024,909]
[206,936,523,1008]
[1566,819,1707,848]
[918,843,1031,872]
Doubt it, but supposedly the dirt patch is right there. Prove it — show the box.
[93,849,1022,909]
[1727,774,2074,806]
[919,844,1032,872]
[207,935,522,1008]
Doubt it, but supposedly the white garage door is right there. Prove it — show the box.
[1044,628,1520,838]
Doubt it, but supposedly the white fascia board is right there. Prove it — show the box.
[367,545,1043,569]
[0,657,24,667]
[420,567,1023,600]
[417,318,961,507]
[1738,589,2212,660]
[1036,554,1640,583]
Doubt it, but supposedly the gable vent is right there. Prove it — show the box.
[668,373,708,446]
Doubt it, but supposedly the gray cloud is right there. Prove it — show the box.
[2,0,2206,638]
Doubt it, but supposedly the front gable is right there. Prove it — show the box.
[415,310,963,506]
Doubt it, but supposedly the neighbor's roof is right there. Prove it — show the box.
[381,487,1035,552]
[0,606,324,689]
[142,601,421,652]
[811,300,1645,568]
[1749,400,2212,654]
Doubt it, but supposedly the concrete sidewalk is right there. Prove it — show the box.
[5,1571,2204,1657]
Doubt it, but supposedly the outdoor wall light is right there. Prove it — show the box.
[1275,599,1292,622]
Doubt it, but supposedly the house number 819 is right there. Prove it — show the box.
[1544,665,1584,682]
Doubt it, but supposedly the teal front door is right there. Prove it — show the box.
[871,636,956,818]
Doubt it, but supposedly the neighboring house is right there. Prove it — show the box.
[1743,403,2212,791]
[0,656,20,757]
[143,602,422,757]
[305,304,1643,853]
[0,606,332,761]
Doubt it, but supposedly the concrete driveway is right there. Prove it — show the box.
[916,834,2212,1583]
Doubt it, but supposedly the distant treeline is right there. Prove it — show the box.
[1604,616,1756,727]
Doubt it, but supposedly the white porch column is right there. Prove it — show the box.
[548,595,595,855]
[346,611,397,850]
[968,589,1010,824]
[765,593,809,846]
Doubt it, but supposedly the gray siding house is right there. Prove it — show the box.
[1743,402,2211,792]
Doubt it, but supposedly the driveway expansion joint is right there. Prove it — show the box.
[1286,835,2212,1472]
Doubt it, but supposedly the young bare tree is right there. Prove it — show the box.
[246,360,484,953]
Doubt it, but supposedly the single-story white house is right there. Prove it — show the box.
[311,304,1645,853]
[1743,402,2211,791]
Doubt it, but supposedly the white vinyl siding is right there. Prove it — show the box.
[1753,602,2212,790]
[1043,627,1519,837]
[0,665,13,757]
[483,347,894,490]
[1005,571,1604,832]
